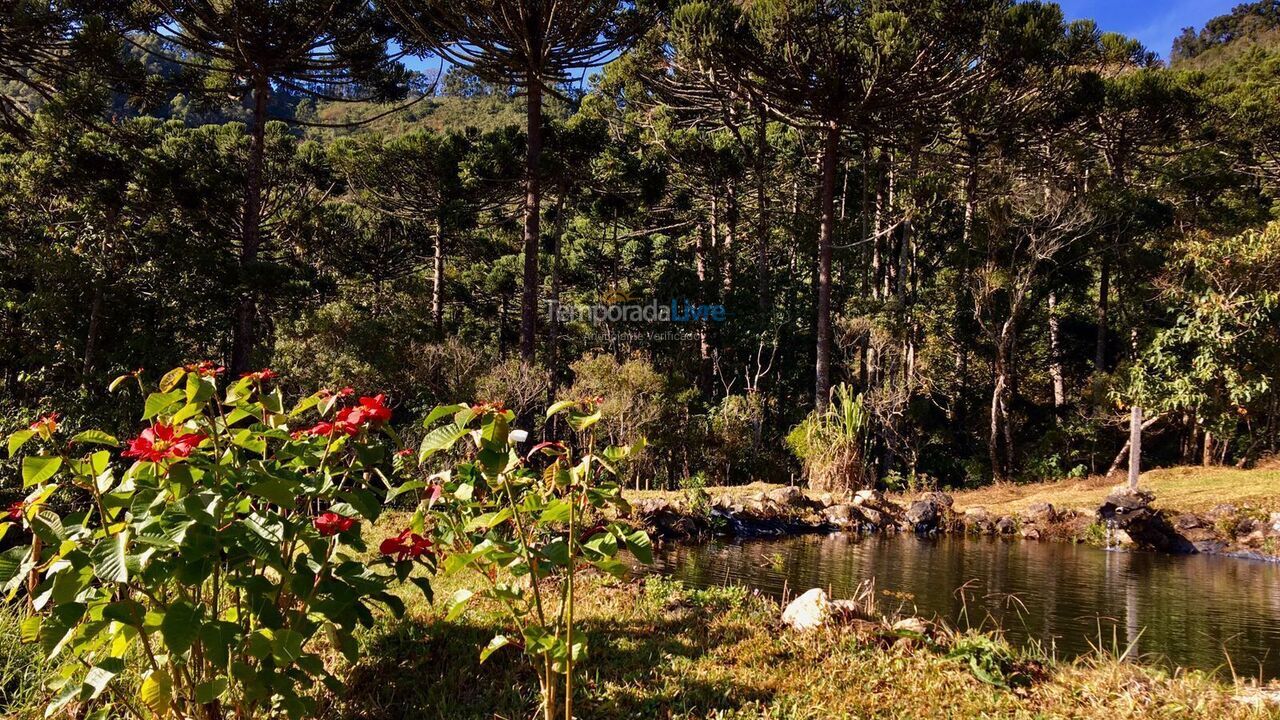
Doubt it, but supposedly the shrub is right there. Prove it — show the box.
[1,365,433,719]
[786,383,869,493]
[419,398,651,720]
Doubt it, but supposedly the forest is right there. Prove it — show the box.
[3,0,1280,495]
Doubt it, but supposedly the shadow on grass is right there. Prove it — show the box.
[337,607,770,719]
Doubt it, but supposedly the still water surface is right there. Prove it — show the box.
[641,533,1280,678]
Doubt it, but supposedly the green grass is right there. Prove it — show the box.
[5,514,1277,719]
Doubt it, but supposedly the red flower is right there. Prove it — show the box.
[28,413,59,435]
[395,448,413,457]
[185,361,225,377]
[242,368,277,382]
[295,420,360,439]
[379,529,432,560]
[319,386,355,399]
[313,511,356,537]
[338,394,393,427]
[5,501,23,521]
[122,424,208,462]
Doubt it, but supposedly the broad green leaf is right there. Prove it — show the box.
[90,532,129,583]
[158,367,186,392]
[445,588,474,621]
[69,430,119,447]
[270,629,305,663]
[418,423,470,461]
[423,404,467,427]
[546,400,577,418]
[233,429,267,455]
[8,429,34,457]
[139,669,172,716]
[81,657,126,701]
[160,600,201,655]
[142,390,183,420]
[480,634,510,663]
[568,409,602,432]
[538,500,571,524]
[22,456,61,487]
[30,509,65,545]
[625,529,654,565]
[194,678,228,704]
[248,479,297,506]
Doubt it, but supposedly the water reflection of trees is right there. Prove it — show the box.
[655,535,1280,677]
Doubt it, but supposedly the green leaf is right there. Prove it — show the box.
[480,634,511,663]
[271,629,306,664]
[233,429,267,455]
[538,499,571,524]
[90,532,129,583]
[139,669,172,716]
[546,400,577,418]
[81,657,126,701]
[143,390,183,420]
[568,409,602,432]
[158,367,186,392]
[69,430,119,447]
[423,404,467,427]
[19,615,40,643]
[8,429,34,457]
[418,423,470,461]
[625,529,654,565]
[194,678,228,704]
[248,478,298,506]
[445,588,474,621]
[30,509,66,545]
[161,600,201,655]
[22,456,61,487]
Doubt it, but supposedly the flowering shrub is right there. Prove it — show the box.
[0,366,430,719]
[420,399,650,720]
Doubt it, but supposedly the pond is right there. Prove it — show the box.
[638,533,1280,679]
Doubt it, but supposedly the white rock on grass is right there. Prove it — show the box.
[781,588,831,631]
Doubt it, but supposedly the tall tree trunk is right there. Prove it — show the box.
[722,181,737,299]
[519,80,543,362]
[695,223,713,394]
[1128,404,1142,489]
[1048,291,1065,412]
[755,113,770,313]
[82,280,104,380]
[231,73,269,375]
[990,320,1014,482]
[814,121,840,408]
[432,214,445,338]
[1095,257,1109,373]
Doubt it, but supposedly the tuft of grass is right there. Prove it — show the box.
[0,604,54,719]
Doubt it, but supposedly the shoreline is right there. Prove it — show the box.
[622,476,1280,562]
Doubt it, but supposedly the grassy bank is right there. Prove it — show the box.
[4,513,1278,719]
[628,465,1280,516]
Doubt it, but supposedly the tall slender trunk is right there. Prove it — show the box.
[548,193,565,390]
[231,73,269,375]
[723,181,737,299]
[1048,292,1065,412]
[519,80,543,362]
[814,121,840,408]
[1095,258,1109,373]
[83,280,104,380]
[1128,405,1142,489]
[755,113,770,313]
[695,223,713,393]
[990,324,1012,483]
[432,214,445,337]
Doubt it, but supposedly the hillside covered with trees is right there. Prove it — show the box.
[3,0,1280,494]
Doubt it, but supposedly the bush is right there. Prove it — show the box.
[786,383,869,493]
[1,365,434,719]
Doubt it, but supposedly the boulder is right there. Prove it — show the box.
[859,507,888,529]
[995,516,1017,535]
[1020,527,1041,540]
[903,492,953,533]
[823,503,862,528]
[1173,513,1208,531]
[1205,503,1238,521]
[781,588,832,631]
[766,486,809,508]
[1101,486,1155,513]
[1024,502,1057,524]
[1271,512,1280,534]
[891,617,930,635]
[853,489,886,507]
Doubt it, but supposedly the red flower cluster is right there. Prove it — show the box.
[242,368,278,382]
[28,413,59,435]
[5,501,23,521]
[185,360,225,377]
[313,511,356,537]
[318,387,355,400]
[294,394,393,439]
[380,529,432,560]
[122,423,208,462]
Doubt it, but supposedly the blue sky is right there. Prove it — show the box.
[404,1,1236,74]
[1057,0,1240,57]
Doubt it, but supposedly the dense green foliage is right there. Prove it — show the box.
[4,0,1280,500]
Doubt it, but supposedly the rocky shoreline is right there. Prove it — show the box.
[627,484,1280,561]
